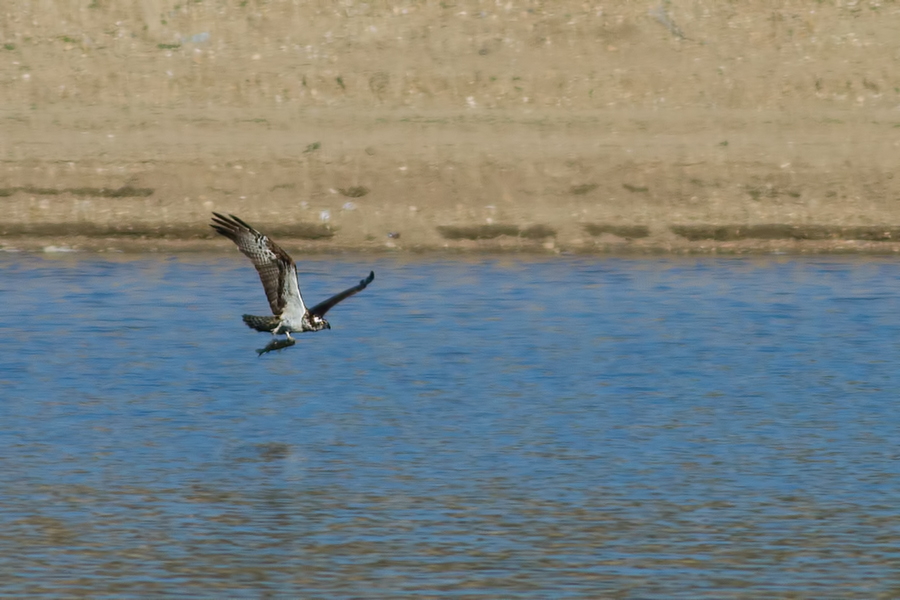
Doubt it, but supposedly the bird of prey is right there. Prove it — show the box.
[210,213,374,352]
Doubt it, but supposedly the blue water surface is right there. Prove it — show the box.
[1,254,899,598]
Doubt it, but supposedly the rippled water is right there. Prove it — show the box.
[2,254,900,597]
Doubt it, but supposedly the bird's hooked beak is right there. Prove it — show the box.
[325,321,331,329]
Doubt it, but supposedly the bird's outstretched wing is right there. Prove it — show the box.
[308,271,375,317]
[210,213,306,316]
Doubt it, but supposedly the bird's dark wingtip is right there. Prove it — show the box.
[210,213,234,230]
[211,212,235,227]
[210,212,254,231]
[363,271,375,285]
[229,214,254,230]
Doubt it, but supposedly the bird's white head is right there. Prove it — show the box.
[306,314,331,331]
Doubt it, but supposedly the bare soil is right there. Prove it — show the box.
[2,0,900,254]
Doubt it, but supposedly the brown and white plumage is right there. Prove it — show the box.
[210,212,305,317]
[210,213,374,343]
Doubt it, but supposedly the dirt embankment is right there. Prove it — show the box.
[2,0,900,254]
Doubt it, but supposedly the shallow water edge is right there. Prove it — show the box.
[5,234,900,257]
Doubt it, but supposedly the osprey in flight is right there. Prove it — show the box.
[211,213,374,351]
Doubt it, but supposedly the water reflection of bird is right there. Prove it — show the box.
[210,213,374,352]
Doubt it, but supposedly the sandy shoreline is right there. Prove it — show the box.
[3,1,900,255]
[3,106,900,255]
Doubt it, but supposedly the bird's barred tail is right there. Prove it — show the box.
[242,314,280,332]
